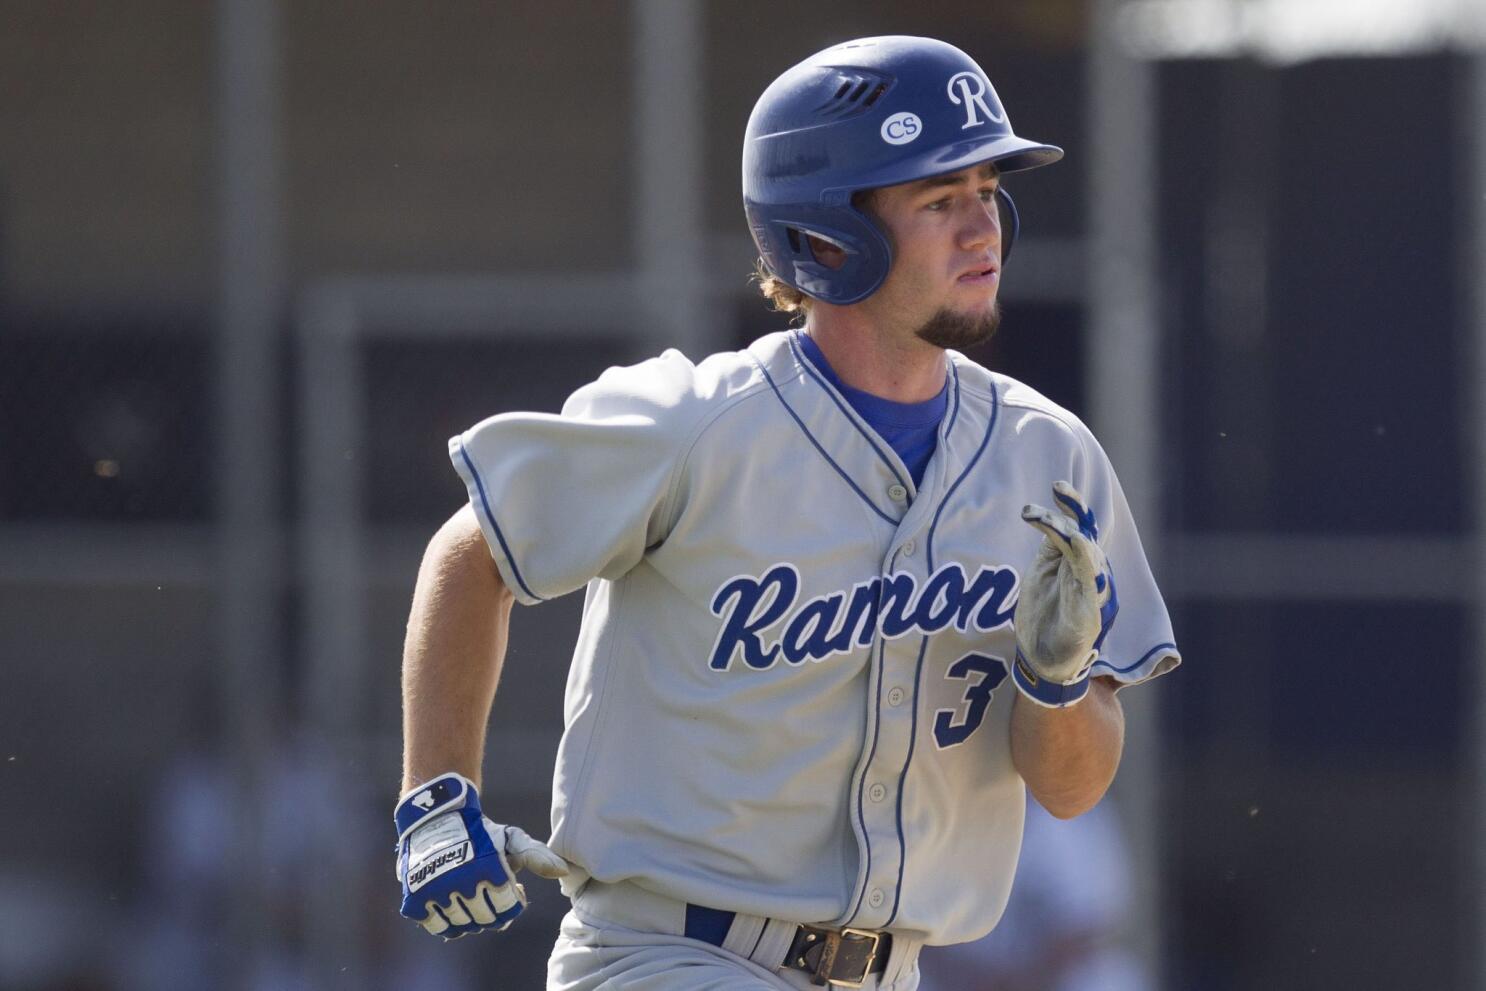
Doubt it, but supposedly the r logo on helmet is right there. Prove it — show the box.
[947,71,1005,129]
[880,112,922,146]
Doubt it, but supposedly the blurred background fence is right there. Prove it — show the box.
[1,1,1484,989]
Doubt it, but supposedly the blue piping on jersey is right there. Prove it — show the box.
[869,378,999,924]
[456,439,546,603]
[926,378,1001,571]
[752,353,901,527]
[1092,641,1179,675]
[944,360,962,442]
[844,634,891,926]
[786,332,909,491]
[884,635,932,928]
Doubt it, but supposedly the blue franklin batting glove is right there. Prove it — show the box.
[395,772,569,939]
[1011,481,1120,708]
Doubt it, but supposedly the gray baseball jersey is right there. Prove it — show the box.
[449,329,1179,946]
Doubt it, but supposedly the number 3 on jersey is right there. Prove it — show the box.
[933,652,1008,748]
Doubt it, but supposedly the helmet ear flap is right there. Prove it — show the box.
[996,186,1020,263]
[755,206,893,306]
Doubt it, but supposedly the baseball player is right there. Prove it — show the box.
[395,36,1180,991]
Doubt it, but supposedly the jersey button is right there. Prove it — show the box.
[887,484,907,502]
[868,783,887,803]
[887,687,905,706]
[868,888,885,909]
[901,540,916,557]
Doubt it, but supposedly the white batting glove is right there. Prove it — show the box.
[395,772,569,939]
[1011,481,1119,708]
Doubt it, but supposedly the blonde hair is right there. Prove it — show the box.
[752,257,812,323]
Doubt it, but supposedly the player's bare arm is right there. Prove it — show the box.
[1011,676,1125,819]
[401,503,511,791]
[394,504,568,940]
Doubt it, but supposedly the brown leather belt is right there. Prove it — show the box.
[685,905,890,987]
[783,923,891,987]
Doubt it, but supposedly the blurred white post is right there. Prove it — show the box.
[1469,43,1486,991]
[1087,0,1165,983]
[295,285,370,984]
[632,0,711,359]
[298,288,368,754]
[215,0,284,984]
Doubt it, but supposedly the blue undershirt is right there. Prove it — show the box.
[796,332,947,489]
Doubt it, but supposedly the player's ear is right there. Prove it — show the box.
[806,234,847,271]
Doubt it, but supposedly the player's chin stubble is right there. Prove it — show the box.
[914,301,1001,351]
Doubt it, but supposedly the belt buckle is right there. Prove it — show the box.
[817,927,882,988]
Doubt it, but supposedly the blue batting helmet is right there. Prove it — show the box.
[743,36,1063,306]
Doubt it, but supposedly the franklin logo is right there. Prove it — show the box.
[408,841,472,892]
[1014,651,1040,687]
[946,71,1004,129]
[708,562,1019,671]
